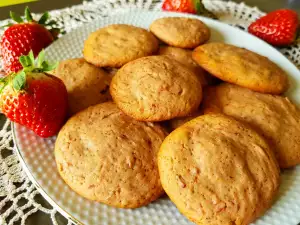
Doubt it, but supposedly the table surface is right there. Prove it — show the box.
[1,0,300,225]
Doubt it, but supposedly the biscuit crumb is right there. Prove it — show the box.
[176,175,186,188]
[190,167,199,176]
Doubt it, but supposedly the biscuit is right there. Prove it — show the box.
[158,46,215,86]
[158,114,280,225]
[192,42,289,94]
[55,102,167,208]
[83,24,159,68]
[203,83,300,168]
[53,58,111,115]
[150,17,210,48]
[110,55,202,121]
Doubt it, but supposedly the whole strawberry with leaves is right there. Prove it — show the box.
[1,7,60,74]
[162,0,216,19]
[0,50,68,138]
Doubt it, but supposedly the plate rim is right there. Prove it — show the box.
[12,122,84,225]
[13,8,300,225]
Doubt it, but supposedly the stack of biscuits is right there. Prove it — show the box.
[53,16,300,225]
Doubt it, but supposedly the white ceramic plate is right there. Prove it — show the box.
[13,9,300,225]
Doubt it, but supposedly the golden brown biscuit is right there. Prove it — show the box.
[55,102,167,208]
[110,55,202,121]
[83,24,159,68]
[192,42,289,94]
[158,46,215,86]
[150,17,210,49]
[53,58,111,115]
[203,83,300,168]
[158,114,280,225]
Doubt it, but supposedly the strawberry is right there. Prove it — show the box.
[1,7,60,74]
[248,9,299,47]
[162,0,216,18]
[0,50,68,138]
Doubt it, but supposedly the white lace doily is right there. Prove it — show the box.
[1,1,300,225]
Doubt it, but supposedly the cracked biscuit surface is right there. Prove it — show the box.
[192,42,289,94]
[158,114,280,225]
[203,83,300,168]
[150,17,210,48]
[83,24,159,67]
[110,55,202,121]
[55,102,167,208]
[53,58,111,116]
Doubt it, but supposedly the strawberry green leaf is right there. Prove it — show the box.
[37,50,45,68]
[194,0,217,19]
[18,50,57,74]
[0,23,13,28]
[24,6,33,22]
[41,61,58,72]
[19,51,35,70]
[0,77,8,85]
[38,12,50,25]
[10,11,23,23]
[0,78,8,93]
[19,55,31,68]
[28,50,35,65]
[0,77,6,83]
[46,20,58,26]
[13,71,26,91]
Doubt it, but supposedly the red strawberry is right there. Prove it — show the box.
[248,9,299,47]
[0,50,68,138]
[1,7,60,74]
[162,0,216,18]
[163,0,196,14]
